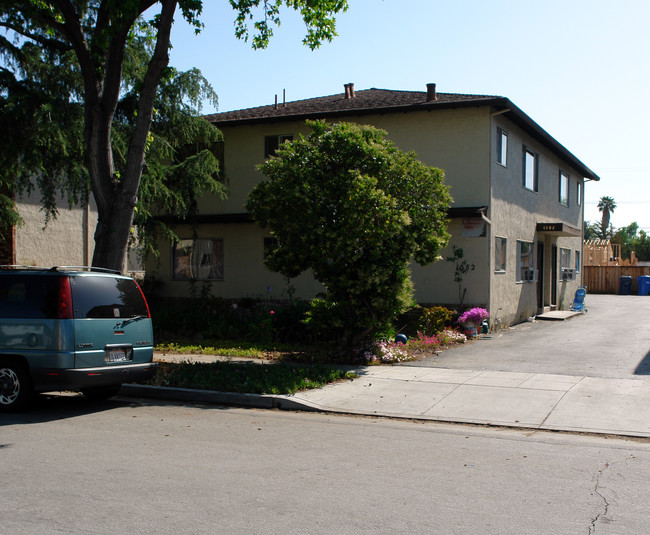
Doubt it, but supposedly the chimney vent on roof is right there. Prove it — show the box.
[426,83,437,102]
[344,83,355,99]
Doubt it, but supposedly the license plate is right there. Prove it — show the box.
[106,348,129,363]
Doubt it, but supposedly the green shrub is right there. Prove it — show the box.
[302,298,344,343]
[149,296,312,344]
[416,306,455,335]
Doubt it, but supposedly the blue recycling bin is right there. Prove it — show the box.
[619,276,632,295]
[638,275,650,296]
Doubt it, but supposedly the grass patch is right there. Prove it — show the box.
[156,341,270,359]
[145,361,358,395]
[155,339,351,363]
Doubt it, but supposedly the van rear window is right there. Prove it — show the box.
[0,275,60,319]
[70,276,149,319]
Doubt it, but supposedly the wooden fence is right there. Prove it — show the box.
[583,266,650,294]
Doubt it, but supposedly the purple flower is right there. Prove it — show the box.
[458,307,489,325]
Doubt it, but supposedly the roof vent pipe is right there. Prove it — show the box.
[344,83,355,99]
[426,83,437,102]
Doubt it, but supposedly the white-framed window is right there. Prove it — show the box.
[172,239,224,281]
[517,241,535,282]
[497,127,508,166]
[495,236,507,272]
[577,181,582,206]
[559,171,569,206]
[523,147,538,192]
[575,250,581,273]
[264,134,293,158]
[560,247,572,280]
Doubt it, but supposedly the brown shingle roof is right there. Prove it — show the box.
[204,87,501,124]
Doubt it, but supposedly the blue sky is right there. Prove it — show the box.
[167,0,650,232]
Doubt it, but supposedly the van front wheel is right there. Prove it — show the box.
[0,362,34,412]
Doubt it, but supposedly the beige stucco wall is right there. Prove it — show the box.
[14,188,97,267]
[488,114,585,325]
[411,219,490,306]
[201,107,492,215]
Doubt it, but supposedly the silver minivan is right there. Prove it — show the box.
[0,266,157,411]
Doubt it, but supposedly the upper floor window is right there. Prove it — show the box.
[559,171,569,206]
[523,147,538,192]
[497,127,508,166]
[264,134,293,158]
[577,181,582,206]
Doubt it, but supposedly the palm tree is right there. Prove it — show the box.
[597,196,616,238]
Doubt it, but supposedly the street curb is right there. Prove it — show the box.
[120,384,324,412]
[119,384,650,439]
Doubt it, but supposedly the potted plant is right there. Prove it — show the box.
[458,307,489,337]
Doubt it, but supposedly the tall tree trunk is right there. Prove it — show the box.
[90,0,178,271]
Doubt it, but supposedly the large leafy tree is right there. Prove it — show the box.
[611,221,650,262]
[247,121,452,348]
[0,0,347,270]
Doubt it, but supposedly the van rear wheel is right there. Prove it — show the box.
[0,362,34,412]
[81,385,122,401]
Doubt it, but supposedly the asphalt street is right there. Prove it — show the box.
[2,399,650,534]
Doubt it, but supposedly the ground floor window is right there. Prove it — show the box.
[172,238,224,281]
[560,247,572,280]
[517,241,535,282]
[575,250,581,273]
[495,237,507,272]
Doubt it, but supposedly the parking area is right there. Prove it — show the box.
[404,294,650,379]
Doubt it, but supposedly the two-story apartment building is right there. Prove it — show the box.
[148,83,599,327]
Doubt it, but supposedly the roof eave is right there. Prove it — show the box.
[208,97,506,128]
[492,99,600,181]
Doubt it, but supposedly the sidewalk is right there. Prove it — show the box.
[122,354,650,438]
[289,366,650,438]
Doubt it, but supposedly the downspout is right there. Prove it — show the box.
[485,109,496,317]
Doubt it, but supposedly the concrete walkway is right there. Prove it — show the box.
[286,366,650,437]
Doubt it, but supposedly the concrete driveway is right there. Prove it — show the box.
[403,294,650,379]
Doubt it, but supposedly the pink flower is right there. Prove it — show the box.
[270,310,275,315]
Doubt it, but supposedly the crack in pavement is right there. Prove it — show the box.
[589,461,610,534]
